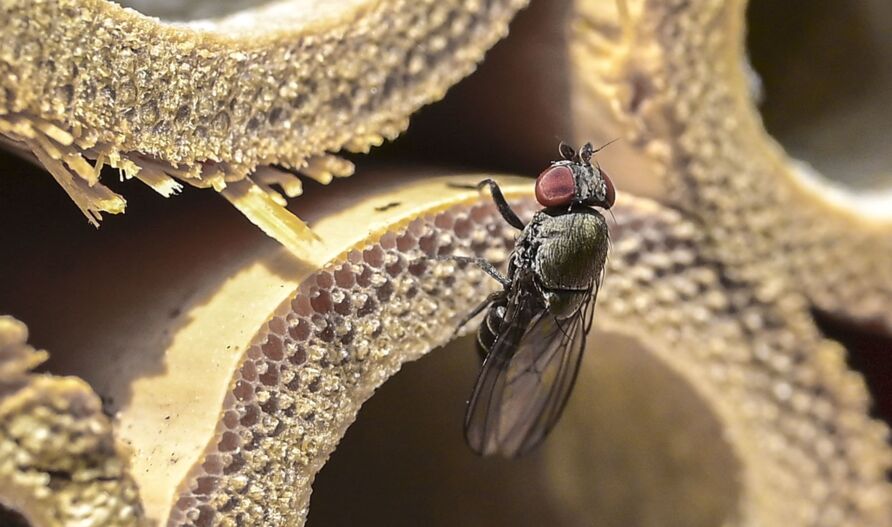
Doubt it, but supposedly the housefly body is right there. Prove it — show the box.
[449,141,615,457]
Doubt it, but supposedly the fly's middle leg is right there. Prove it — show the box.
[437,255,510,287]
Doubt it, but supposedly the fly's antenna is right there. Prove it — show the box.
[591,138,620,155]
[557,140,576,161]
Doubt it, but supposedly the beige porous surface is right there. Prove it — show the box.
[0,316,145,526]
[0,0,527,248]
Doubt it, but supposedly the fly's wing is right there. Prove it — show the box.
[464,274,600,457]
[463,279,537,456]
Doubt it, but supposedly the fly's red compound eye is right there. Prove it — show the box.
[535,165,576,207]
[602,170,616,208]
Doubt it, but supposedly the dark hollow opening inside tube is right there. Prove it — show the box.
[747,0,892,190]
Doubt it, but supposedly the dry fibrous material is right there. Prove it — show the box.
[2,0,892,526]
[0,0,526,255]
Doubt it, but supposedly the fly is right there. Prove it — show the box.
[449,141,615,457]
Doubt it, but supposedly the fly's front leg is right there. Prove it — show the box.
[475,178,525,230]
[446,178,526,230]
[437,255,510,288]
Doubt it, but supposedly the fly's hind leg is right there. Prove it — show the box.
[453,291,502,337]
[455,291,505,364]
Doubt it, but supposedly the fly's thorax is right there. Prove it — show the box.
[529,208,609,293]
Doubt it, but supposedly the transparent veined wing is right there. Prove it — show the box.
[464,272,600,457]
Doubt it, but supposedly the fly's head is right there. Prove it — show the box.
[534,142,616,210]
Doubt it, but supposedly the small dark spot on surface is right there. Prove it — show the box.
[233,380,253,401]
[45,469,72,490]
[358,296,377,317]
[289,345,307,366]
[262,335,285,360]
[310,289,333,313]
[175,104,191,122]
[408,259,427,276]
[376,281,394,301]
[219,496,238,513]
[217,431,240,452]
[418,234,438,256]
[386,258,404,277]
[270,420,286,437]
[165,415,170,420]
[317,326,335,342]
[223,454,245,475]
[240,405,260,427]
[363,246,386,268]
[356,265,374,287]
[334,299,352,316]
[196,504,215,527]
[169,307,181,318]
[268,106,283,124]
[374,201,402,212]
[289,319,311,341]
[331,93,351,111]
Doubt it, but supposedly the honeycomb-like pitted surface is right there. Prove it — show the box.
[600,203,891,526]
[171,195,890,527]
[574,0,892,331]
[169,199,534,526]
